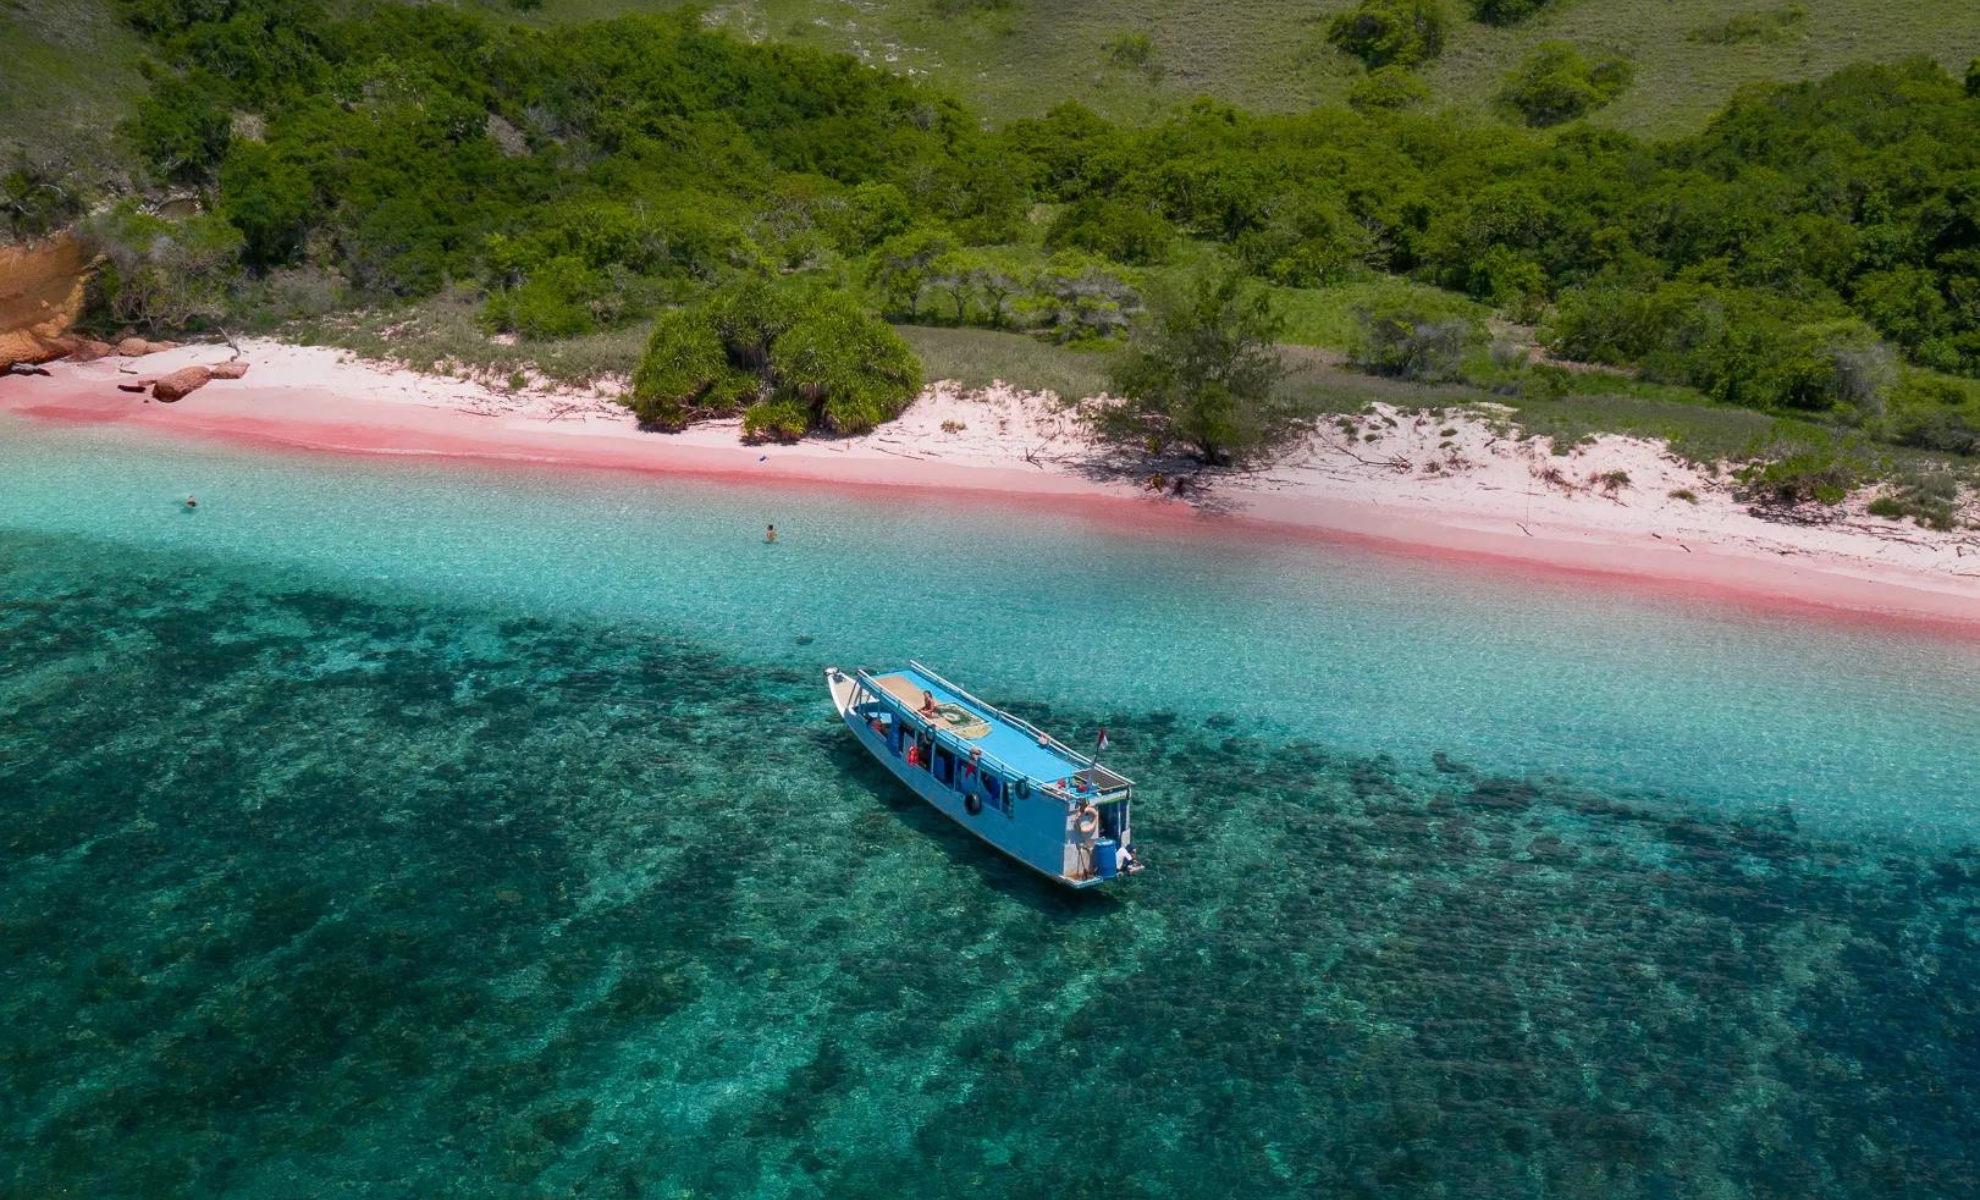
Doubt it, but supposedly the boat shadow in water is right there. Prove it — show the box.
[818,733,1126,917]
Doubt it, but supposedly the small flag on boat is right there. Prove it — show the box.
[1096,726,1110,752]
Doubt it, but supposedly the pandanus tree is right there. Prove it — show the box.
[629,276,921,443]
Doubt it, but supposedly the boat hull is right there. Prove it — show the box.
[827,668,1115,888]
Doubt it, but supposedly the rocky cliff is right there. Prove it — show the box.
[0,233,92,371]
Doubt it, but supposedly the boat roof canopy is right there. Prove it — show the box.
[857,664,1131,796]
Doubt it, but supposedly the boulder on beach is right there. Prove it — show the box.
[210,360,250,379]
[152,365,213,402]
[148,340,180,353]
[116,336,151,357]
[67,338,116,363]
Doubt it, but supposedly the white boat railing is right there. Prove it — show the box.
[906,661,1140,784]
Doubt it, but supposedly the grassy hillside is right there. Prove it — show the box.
[529,0,1979,134]
[4,0,1974,178]
[0,0,149,176]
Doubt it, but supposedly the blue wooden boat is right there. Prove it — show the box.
[827,662,1141,888]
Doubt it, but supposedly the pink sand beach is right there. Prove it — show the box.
[6,338,1978,634]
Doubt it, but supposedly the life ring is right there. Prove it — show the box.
[1014,779,1031,801]
[1075,804,1099,838]
[965,792,983,816]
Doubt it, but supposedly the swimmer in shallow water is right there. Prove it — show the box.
[184,493,198,510]
[766,523,777,544]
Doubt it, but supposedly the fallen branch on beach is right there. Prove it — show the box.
[1319,435,1412,472]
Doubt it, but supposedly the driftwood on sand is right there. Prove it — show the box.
[152,365,213,402]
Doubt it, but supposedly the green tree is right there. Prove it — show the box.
[1044,196,1173,265]
[218,142,315,267]
[1327,0,1449,69]
[867,226,953,322]
[1099,270,1289,465]
[128,71,233,184]
[1351,298,1476,382]
[84,205,245,332]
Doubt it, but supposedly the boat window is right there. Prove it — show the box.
[982,771,1010,817]
[933,746,955,787]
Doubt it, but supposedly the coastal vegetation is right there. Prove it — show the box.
[1098,269,1291,465]
[4,1,1979,516]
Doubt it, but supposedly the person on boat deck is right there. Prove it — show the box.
[919,690,938,717]
[964,747,981,779]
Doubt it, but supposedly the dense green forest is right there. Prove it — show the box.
[8,0,1980,478]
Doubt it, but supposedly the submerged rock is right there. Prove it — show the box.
[152,365,213,402]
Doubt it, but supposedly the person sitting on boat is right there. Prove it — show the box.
[919,690,939,718]
[963,747,981,779]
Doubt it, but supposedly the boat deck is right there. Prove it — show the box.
[872,668,1094,787]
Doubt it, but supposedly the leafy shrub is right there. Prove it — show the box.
[1499,43,1634,127]
[1347,66,1431,113]
[2,154,87,241]
[1867,472,1963,530]
[1688,5,1808,45]
[1471,0,1551,24]
[1889,407,1980,457]
[1547,283,1895,413]
[1327,0,1449,69]
[483,256,604,340]
[1020,252,1142,344]
[83,206,244,333]
[1234,191,1371,286]
[1352,300,1475,383]
[127,71,233,184]
[1104,32,1158,72]
[1734,423,1866,507]
[629,278,919,437]
[741,398,810,443]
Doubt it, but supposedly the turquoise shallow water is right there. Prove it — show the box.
[3,416,1978,1197]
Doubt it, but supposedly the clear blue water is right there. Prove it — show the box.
[4,416,1978,1197]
